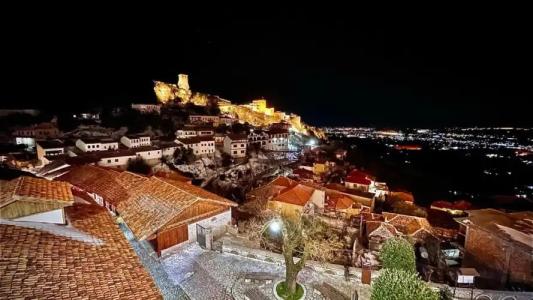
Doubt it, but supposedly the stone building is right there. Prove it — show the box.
[457,209,533,289]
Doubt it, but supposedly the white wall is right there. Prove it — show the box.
[15,137,35,148]
[162,146,177,158]
[98,155,136,168]
[309,189,325,209]
[187,209,231,242]
[121,136,151,148]
[14,208,65,224]
[135,149,162,160]
[176,130,197,138]
[224,137,247,158]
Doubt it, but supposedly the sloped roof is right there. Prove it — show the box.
[117,177,199,240]
[116,171,149,189]
[383,212,432,235]
[117,176,236,240]
[57,165,128,207]
[0,176,73,208]
[272,184,315,206]
[176,136,214,144]
[345,169,372,185]
[462,209,533,249]
[270,176,297,188]
[327,192,358,210]
[159,177,236,207]
[0,202,161,299]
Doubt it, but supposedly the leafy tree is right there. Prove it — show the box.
[241,212,343,298]
[127,157,151,175]
[221,152,232,167]
[173,146,195,164]
[371,269,438,300]
[380,237,416,274]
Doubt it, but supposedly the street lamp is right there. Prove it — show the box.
[269,219,282,233]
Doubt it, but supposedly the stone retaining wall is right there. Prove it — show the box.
[221,238,381,282]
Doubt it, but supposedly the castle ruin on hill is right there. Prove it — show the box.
[153,74,325,138]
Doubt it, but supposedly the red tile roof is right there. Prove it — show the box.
[0,202,161,299]
[57,165,128,207]
[0,176,73,208]
[345,169,372,185]
[272,184,314,206]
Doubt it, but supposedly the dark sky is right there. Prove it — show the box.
[1,7,532,127]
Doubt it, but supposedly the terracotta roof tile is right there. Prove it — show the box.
[0,202,161,299]
[1,176,73,208]
[57,165,128,207]
[272,184,314,206]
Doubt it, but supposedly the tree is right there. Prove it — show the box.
[127,157,151,175]
[221,152,232,167]
[371,269,438,300]
[380,237,416,274]
[241,212,343,298]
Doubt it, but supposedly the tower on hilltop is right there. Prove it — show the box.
[178,74,190,91]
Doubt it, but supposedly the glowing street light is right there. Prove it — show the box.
[269,219,282,233]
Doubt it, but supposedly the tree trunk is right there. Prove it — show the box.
[283,247,301,297]
[285,263,298,296]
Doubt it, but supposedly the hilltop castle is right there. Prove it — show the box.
[153,74,325,138]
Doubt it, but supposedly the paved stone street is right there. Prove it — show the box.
[161,243,369,300]
[119,222,190,300]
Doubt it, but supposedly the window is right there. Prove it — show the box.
[241,144,244,147]
[233,144,236,148]
[115,159,119,162]
[107,159,111,163]
[241,150,244,154]
[233,151,237,155]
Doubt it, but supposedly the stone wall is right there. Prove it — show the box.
[221,237,381,282]
[464,225,533,289]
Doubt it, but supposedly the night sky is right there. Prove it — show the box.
[1,7,532,127]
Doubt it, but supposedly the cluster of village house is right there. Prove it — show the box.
[247,165,533,290]
[1,115,532,298]
[0,113,291,171]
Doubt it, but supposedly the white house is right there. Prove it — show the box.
[196,127,215,136]
[76,138,119,152]
[36,140,65,162]
[176,126,215,139]
[265,129,289,151]
[159,141,179,158]
[189,115,220,125]
[97,150,136,169]
[175,129,197,139]
[248,130,270,149]
[223,134,247,158]
[134,146,163,161]
[176,136,215,156]
[121,135,151,148]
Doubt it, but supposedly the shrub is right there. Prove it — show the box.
[371,269,438,300]
[439,286,453,300]
[380,237,416,274]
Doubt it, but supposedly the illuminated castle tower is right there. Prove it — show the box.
[178,74,190,91]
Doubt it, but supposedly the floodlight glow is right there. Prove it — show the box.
[269,220,281,233]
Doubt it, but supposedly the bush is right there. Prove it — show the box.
[127,157,151,175]
[371,269,438,300]
[439,286,453,300]
[380,237,416,274]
